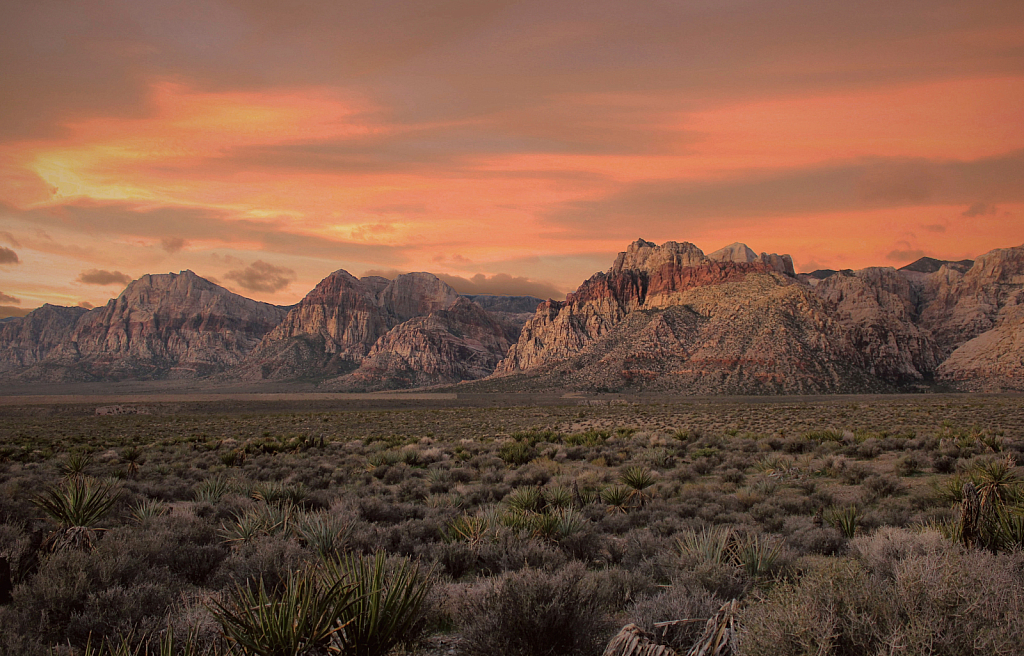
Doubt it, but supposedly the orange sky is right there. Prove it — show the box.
[2,0,1023,313]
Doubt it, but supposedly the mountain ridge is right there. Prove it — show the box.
[3,241,1024,392]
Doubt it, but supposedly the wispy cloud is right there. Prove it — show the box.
[224,260,296,294]
[77,269,132,286]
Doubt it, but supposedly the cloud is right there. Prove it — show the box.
[0,291,20,305]
[361,268,564,298]
[224,260,296,293]
[0,201,405,264]
[923,223,947,233]
[0,231,19,247]
[78,301,95,309]
[160,236,186,253]
[0,247,20,264]
[77,269,132,285]
[0,306,30,320]
[962,202,997,217]
[544,150,1024,237]
[886,247,926,263]
[437,273,564,299]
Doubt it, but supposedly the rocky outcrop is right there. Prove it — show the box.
[0,271,288,381]
[916,247,1024,389]
[237,271,512,388]
[326,297,510,390]
[0,305,89,376]
[463,294,544,343]
[917,247,1024,359]
[491,240,876,393]
[239,271,392,380]
[814,267,938,382]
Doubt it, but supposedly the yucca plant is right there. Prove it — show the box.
[129,498,167,524]
[366,451,402,470]
[676,526,733,566]
[321,551,431,656]
[424,492,464,509]
[972,455,1020,506]
[221,502,295,545]
[544,484,573,509]
[211,569,356,656]
[731,532,783,579]
[61,451,92,479]
[620,466,656,507]
[824,504,861,538]
[120,445,144,479]
[506,486,545,514]
[530,512,561,541]
[252,481,307,506]
[601,484,633,513]
[499,441,533,467]
[35,476,122,551]
[194,474,233,504]
[442,513,494,546]
[550,507,589,541]
[295,511,351,559]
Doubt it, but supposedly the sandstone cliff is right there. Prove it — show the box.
[237,271,511,388]
[813,267,938,382]
[325,297,511,390]
[0,271,288,381]
[491,239,884,394]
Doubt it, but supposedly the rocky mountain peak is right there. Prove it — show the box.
[709,242,758,263]
[610,239,709,274]
[378,272,461,322]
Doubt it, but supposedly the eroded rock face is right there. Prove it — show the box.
[918,247,1024,359]
[71,271,288,379]
[0,305,89,375]
[0,271,288,381]
[327,297,511,390]
[921,247,1024,389]
[814,267,939,382]
[237,271,512,388]
[492,240,872,393]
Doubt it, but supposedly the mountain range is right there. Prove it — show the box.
[2,239,1023,393]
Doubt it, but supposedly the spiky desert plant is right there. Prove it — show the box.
[35,476,122,551]
[194,474,232,504]
[252,481,307,506]
[211,568,356,656]
[971,455,1020,507]
[61,451,92,479]
[321,551,431,656]
[601,484,633,513]
[295,510,351,559]
[221,502,295,545]
[824,505,861,538]
[506,486,545,514]
[129,498,167,524]
[676,526,733,566]
[732,532,783,578]
[424,492,464,509]
[499,441,534,467]
[120,445,144,479]
[443,513,494,546]
[544,484,573,509]
[620,466,656,507]
[550,507,589,541]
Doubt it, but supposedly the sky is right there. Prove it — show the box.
[1,0,1023,316]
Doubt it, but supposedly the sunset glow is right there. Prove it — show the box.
[2,1,1023,314]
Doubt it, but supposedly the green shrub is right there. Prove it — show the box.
[499,442,534,467]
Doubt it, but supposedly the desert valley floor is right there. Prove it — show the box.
[1,392,1023,655]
